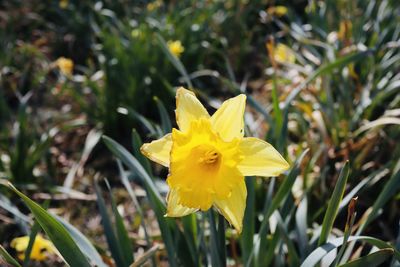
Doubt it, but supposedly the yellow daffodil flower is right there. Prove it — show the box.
[11,235,56,261]
[59,0,68,9]
[167,40,185,58]
[274,43,296,63]
[56,57,74,76]
[338,20,353,41]
[147,0,162,12]
[141,88,289,232]
[267,6,288,17]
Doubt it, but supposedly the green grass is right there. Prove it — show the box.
[0,0,400,266]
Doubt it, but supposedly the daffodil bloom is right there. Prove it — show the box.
[167,40,185,58]
[338,20,353,41]
[56,57,74,76]
[274,43,296,63]
[59,0,68,9]
[11,235,55,261]
[147,0,162,12]
[267,6,288,17]
[267,43,295,64]
[141,88,289,232]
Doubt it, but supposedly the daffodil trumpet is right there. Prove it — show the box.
[141,87,289,232]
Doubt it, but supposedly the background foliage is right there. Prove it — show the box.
[1,0,400,266]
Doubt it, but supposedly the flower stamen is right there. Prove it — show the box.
[196,145,220,165]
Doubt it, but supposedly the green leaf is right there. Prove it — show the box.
[338,248,393,267]
[208,210,223,267]
[131,129,152,174]
[7,184,91,267]
[103,136,178,267]
[361,169,400,232]
[154,96,172,135]
[295,196,309,260]
[0,245,22,267]
[275,211,300,266]
[283,50,374,108]
[318,161,350,246]
[181,214,199,267]
[131,245,159,267]
[241,178,255,265]
[354,117,400,136]
[156,33,193,88]
[107,181,134,265]
[102,135,164,205]
[23,219,41,267]
[118,107,160,137]
[249,149,309,267]
[94,179,127,267]
[267,149,309,219]
[55,215,107,267]
[301,236,400,267]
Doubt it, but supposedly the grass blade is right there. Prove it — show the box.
[107,180,135,265]
[361,169,400,232]
[94,179,127,267]
[301,236,400,267]
[241,178,255,265]
[7,183,91,267]
[131,129,152,174]
[337,248,393,267]
[334,197,358,266]
[156,33,193,88]
[249,149,309,267]
[55,215,107,267]
[318,161,350,246]
[283,50,374,108]
[102,135,164,204]
[22,219,41,267]
[103,135,178,267]
[154,96,172,135]
[130,245,159,267]
[208,210,222,267]
[0,245,22,267]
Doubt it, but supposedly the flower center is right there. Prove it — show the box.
[195,144,220,165]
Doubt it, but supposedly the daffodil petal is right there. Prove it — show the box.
[11,236,29,251]
[140,134,172,167]
[237,137,289,177]
[176,87,210,132]
[165,189,198,217]
[214,180,246,233]
[211,94,246,141]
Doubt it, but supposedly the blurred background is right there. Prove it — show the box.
[0,0,400,266]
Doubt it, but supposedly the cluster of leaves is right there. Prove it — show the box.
[1,0,400,266]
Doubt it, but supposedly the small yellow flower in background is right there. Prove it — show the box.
[167,40,185,58]
[267,6,288,17]
[11,235,56,261]
[147,0,162,12]
[268,43,296,64]
[131,29,141,38]
[141,88,289,232]
[338,20,353,41]
[59,0,68,9]
[56,57,74,76]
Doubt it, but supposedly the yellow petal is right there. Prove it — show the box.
[237,137,289,177]
[165,189,197,217]
[140,134,172,167]
[214,180,247,233]
[211,94,246,141]
[11,236,29,251]
[175,87,210,132]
